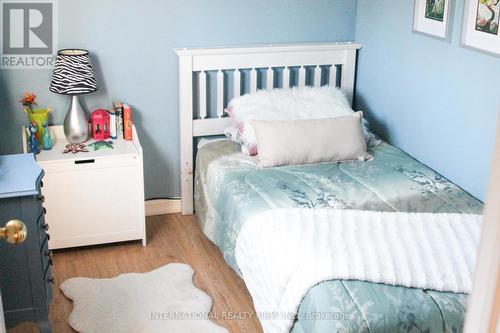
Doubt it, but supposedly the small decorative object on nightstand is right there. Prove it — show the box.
[28,122,40,155]
[62,143,89,154]
[88,140,113,151]
[41,121,53,150]
[49,49,98,143]
[20,92,50,142]
[22,125,146,249]
[90,109,111,140]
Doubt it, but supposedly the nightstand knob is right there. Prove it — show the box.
[42,223,49,231]
[0,220,27,244]
[39,195,45,203]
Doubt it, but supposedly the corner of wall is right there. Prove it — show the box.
[353,0,360,40]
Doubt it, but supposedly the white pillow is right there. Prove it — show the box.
[251,112,372,167]
[225,86,354,156]
[224,120,381,154]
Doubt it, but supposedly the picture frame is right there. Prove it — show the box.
[413,0,452,40]
[462,0,500,56]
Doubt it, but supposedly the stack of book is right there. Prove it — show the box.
[110,101,133,140]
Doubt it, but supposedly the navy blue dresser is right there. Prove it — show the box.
[0,154,53,332]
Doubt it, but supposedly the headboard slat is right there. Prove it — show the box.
[266,68,274,91]
[250,68,258,93]
[314,66,322,87]
[283,67,290,89]
[329,65,337,87]
[298,66,306,88]
[199,71,207,119]
[175,42,362,214]
[216,70,224,118]
[234,69,241,97]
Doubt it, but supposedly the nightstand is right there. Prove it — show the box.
[22,125,146,249]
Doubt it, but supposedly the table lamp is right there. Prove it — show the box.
[49,49,98,143]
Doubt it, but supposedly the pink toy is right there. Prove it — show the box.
[90,109,110,140]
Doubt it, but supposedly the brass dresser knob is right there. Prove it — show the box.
[1,219,27,244]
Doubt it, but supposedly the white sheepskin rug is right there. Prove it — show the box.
[60,263,229,333]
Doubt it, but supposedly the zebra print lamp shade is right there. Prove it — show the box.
[49,49,98,95]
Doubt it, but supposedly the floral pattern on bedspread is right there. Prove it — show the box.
[292,280,469,333]
[194,140,482,333]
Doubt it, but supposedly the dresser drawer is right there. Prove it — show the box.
[33,194,45,218]
[39,232,50,254]
[37,209,50,243]
[45,274,53,301]
[40,237,53,301]
[40,243,53,278]
[43,263,53,301]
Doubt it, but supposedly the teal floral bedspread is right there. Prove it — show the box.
[194,139,483,333]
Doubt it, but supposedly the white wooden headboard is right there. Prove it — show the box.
[175,42,362,214]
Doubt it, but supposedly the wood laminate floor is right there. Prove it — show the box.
[9,214,263,333]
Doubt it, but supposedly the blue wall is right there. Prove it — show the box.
[3,0,494,201]
[355,0,499,201]
[0,0,357,199]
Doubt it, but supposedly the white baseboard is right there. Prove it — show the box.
[145,199,181,216]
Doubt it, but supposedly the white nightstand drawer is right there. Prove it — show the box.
[41,155,139,173]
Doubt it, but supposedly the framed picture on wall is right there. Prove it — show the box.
[462,0,500,56]
[413,0,452,39]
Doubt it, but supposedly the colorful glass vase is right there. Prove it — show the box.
[28,122,40,155]
[27,108,49,142]
[41,121,53,150]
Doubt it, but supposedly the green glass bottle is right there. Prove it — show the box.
[41,121,53,150]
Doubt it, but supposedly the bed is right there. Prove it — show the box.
[175,43,483,332]
[194,139,482,333]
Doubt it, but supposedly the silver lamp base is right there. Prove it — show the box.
[63,95,89,143]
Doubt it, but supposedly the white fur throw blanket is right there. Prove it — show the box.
[234,209,482,333]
